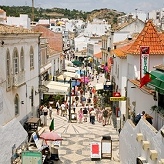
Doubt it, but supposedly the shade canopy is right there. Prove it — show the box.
[44,81,69,95]
[148,70,164,94]
[39,131,63,141]
[72,60,83,66]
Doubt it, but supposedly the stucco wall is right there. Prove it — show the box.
[120,119,164,164]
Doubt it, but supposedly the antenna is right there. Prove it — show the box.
[31,0,34,21]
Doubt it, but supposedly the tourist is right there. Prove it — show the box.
[43,105,48,126]
[83,107,88,122]
[144,113,153,125]
[48,104,52,119]
[78,108,83,123]
[61,102,66,116]
[102,108,109,126]
[55,100,60,115]
[90,108,96,124]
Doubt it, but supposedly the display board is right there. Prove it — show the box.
[22,151,42,164]
[90,142,101,159]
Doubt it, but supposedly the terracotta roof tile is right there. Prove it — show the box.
[111,43,133,58]
[94,52,102,59]
[127,20,164,55]
[0,24,37,34]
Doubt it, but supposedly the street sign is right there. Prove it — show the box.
[110,97,126,101]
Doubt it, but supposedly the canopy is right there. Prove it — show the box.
[65,66,79,73]
[44,81,69,95]
[72,60,83,66]
[76,70,84,75]
[40,131,63,141]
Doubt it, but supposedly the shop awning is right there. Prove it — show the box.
[0,118,28,163]
[40,63,52,74]
[148,70,164,94]
[65,66,79,73]
[44,81,69,95]
[95,83,104,90]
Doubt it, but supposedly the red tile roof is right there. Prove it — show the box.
[111,43,133,58]
[94,52,102,59]
[127,20,164,55]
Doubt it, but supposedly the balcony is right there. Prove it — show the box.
[13,71,25,87]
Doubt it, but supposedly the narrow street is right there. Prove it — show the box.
[43,71,120,163]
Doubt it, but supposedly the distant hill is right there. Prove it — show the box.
[0,6,125,25]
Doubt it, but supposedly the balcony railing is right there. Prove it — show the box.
[13,71,25,87]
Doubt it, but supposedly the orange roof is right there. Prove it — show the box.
[111,43,133,58]
[94,52,102,59]
[127,20,164,55]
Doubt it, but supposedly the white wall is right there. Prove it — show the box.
[7,14,31,29]
[0,34,40,125]
[120,119,164,164]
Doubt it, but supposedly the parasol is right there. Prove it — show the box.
[39,131,63,141]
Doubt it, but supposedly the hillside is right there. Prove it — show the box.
[0,6,125,25]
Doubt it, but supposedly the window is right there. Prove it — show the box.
[6,49,11,87]
[30,46,34,69]
[20,47,24,71]
[13,48,19,74]
[14,94,19,116]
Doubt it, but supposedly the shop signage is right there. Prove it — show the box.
[140,46,149,78]
[113,92,121,97]
[90,142,101,159]
[110,97,126,101]
[104,84,113,91]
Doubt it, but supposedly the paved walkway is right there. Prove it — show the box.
[42,72,120,163]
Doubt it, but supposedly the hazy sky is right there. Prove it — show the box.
[1,0,164,13]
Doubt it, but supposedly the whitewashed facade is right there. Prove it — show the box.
[0,24,40,163]
[7,14,31,29]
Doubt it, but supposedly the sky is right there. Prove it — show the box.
[0,0,164,14]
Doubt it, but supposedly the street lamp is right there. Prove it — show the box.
[68,78,72,122]
[63,73,67,84]
[74,73,79,95]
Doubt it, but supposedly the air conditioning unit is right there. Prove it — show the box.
[137,157,148,163]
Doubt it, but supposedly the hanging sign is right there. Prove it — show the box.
[140,46,150,79]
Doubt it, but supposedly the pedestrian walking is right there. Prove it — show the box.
[144,113,153,125]
[78,108,83,123]
[61,102,66,116]
[83,107,88,122]
[72,101,76,113]
[102,108,108,126]
[107,109,112,125]
[48,104,52,119]
[55,100,60,115]
[96,74,99,83]
[90,108,96,124]
[43,105,48,126]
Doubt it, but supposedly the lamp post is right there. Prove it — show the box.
[83,70,85,95]
[68,78,72,122]
[74,73,78,95]
[63,74,66,84]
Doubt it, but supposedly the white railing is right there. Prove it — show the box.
[13,71,25,87]
[157,113,164,130]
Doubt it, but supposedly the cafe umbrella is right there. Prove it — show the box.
[39,131,63,141]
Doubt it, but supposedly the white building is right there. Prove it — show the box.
[0,24,41,163]
[7,14,31,29]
